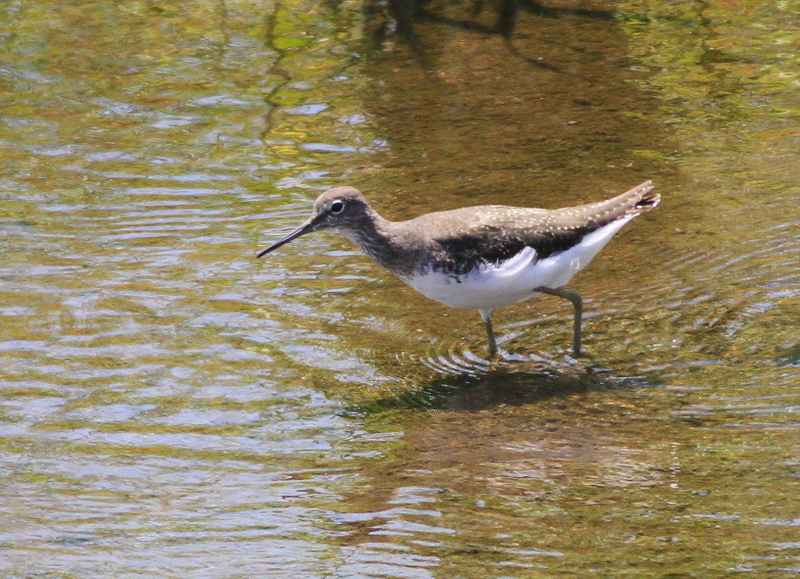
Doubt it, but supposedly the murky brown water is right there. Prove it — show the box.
[1,0,799,577]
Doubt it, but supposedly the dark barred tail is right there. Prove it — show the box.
[548,180,659,231]
[630,181,660,214]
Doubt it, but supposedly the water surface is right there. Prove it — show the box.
[1,0,799,577]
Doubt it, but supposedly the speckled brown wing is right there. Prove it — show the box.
[426,181,658,275]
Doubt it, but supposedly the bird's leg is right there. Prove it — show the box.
[535,287,583,356]
[478,309,498,356]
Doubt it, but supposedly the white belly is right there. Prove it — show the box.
[402,216,634,311]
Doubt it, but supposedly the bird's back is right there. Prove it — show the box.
[394,181,658,276]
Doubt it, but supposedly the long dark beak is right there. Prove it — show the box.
[256,214,321,258]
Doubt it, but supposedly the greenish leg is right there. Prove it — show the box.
[535,287,583,356]
[478,309,498,355]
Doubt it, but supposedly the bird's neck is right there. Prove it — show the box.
[341,214,421,278]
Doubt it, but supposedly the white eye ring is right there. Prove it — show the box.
[330,200,345,214]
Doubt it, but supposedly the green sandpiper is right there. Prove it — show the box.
[258,181,659,356]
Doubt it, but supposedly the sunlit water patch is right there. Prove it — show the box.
[2,0,800,577]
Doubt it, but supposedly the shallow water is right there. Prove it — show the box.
[1,0,799,577]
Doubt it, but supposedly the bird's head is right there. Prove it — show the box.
[257,187,373,257]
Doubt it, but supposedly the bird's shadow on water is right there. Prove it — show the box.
[345,357,659,417]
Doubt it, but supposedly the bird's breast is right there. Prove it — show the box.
[401,246,547,310]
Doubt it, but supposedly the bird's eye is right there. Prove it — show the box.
[330,200,345,214]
